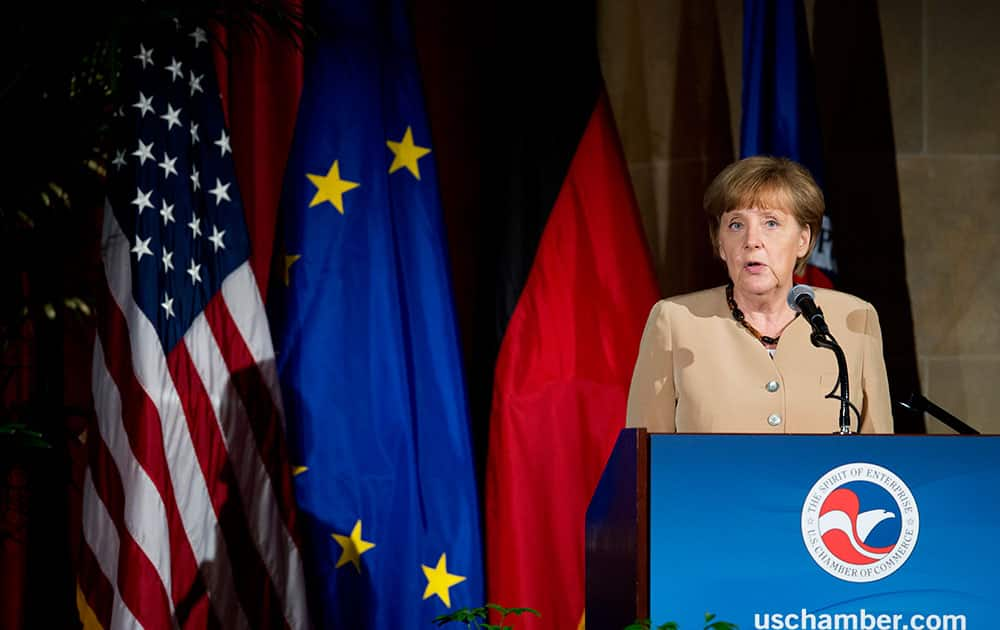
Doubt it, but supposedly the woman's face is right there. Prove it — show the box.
[718,202,810,298]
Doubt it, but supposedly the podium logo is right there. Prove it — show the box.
[800,463,919,583]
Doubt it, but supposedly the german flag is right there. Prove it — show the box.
[480,2,660,628]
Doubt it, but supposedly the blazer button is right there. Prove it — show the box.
[767,414,782,427]
[766,380,780,393]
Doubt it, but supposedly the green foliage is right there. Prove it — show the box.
[625,612,737,630]
[0,423,50,449]
[433,603,733,630]
[433,603,541,630]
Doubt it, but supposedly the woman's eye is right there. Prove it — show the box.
[727,221,743,230]
[765,219,779,228]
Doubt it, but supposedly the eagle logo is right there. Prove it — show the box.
[802,463,919,583]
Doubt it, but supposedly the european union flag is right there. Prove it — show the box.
[272,1,484,627]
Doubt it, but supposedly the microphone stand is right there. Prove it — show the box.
[897,393,980,435]
[810,331,852,434]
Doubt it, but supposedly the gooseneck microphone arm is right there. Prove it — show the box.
[809,330,853,434]
[787,284,860,434]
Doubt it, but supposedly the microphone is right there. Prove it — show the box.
[787,284,830,336]
[788,283,853,433]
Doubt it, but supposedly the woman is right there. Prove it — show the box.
[626,156,893,433]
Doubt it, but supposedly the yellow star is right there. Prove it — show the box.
[306,160,359,213]
[331,520,375,573]
[284,254,302,286]
[386,127,431,180]
[292,465,308,476]
[421,553,466,608]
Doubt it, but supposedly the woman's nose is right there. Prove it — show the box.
[743,223,763,248]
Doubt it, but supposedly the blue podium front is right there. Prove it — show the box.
[648,435,997,630]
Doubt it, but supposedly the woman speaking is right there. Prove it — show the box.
[626,156,893,433]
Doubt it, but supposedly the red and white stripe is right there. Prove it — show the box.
[81,203,309,629]
[82,471,145,630]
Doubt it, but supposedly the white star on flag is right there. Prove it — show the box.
[187,215,202,239]
[159,200,175,225]
[131,235,152,261]
[132,139,155,165]
[161,104,183,131]
[161,294,175,319]
[112,150,127,170]
[166,58,183,82]
[189,72,204,97]
[161,247,174,272]
[190,165,201,191]
[190,27,208,48]
[133,92,155,117]
[131,188,154,215]
[190,121,200,144]
[134,44,154,69]
[186,259,202,285]
[158,154,178,179]
[209,225,227,252]
[209,178,231,206]
[214,130,231,156]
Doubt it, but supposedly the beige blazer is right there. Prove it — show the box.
[626,286,893,434]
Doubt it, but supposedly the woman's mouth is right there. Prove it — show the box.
[744,261,767,274]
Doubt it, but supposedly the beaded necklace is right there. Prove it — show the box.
[725,283,799,346]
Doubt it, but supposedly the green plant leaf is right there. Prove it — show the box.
[506,607,540,618]
[657,622,680,630]
[484,603,540,619]
[466,607,488,620]
[0,423,51,449]
[433,606,488,626]
[704,613,716,624]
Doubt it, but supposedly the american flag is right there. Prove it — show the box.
[79,23,309,629]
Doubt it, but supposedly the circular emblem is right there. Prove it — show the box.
[801,463,919,583]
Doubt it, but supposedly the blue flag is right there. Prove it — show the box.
[741,0,836,277]
[272,1,484,627]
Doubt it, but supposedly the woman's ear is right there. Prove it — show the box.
[797,224,812,258]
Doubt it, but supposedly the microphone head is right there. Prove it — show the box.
[787,284,815,312]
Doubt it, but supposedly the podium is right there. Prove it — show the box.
[586,429,999,630]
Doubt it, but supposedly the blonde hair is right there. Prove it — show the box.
[703,156,824,275]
